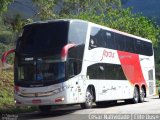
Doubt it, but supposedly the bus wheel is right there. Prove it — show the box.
[39,105,52,112]
[132,87,139,104]
[80,89,93,109]
[139,88,145,103]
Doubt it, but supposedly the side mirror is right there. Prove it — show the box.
[61,44,76,60]
[1,49,15,69]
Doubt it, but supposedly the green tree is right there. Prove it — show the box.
[10,14,33,33]
[155,44,160,79]
[0,0,13,30]
[32,0,58,20]
[0,0,13,16]
[31,0,121,20]
[0,0,14,54]
[60,0,121,16]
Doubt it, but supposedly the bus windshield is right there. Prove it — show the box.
[17,21,69,56]
[16,58,65,86]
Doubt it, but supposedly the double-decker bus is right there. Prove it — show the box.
[1,19,156,111]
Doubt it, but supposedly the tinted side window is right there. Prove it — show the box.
[89,27,115,49]
[114,33,125,51]
[66,59,82,79]
[68,45,85,60]
[87,63,127,80]
[87,64,98,79]
[89,27,153,56]
[143,41,153,56]
[89,27,99,49]
[68,21,88,44]
[135,39,143,55]
[67,45,85,78]
[125,36,135,53]
[89,28,107,49]
[105,31,115,49]
[148,69,153,80]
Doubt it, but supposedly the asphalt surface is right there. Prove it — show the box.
[2,96,160,120]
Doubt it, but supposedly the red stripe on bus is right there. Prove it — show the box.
[117,51,147,87]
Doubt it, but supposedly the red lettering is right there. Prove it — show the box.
[100,50,115,61]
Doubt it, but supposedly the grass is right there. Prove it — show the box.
[0,106,38,114]
[0,69,37,114]
[156,79,160,95]
[0,69,14,108]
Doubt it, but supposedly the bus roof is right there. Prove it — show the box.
[25,19,88,26]
[25,19,152,43]
[88,21,152,43]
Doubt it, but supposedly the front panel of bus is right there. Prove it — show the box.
[14,20,88,105]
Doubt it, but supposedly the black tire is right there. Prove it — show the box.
[39,105,52,112]
[132,87,139,104]
[159,94,160,98]
[125,87,139,104]
[139,88,145,103]
[80,89,94,109]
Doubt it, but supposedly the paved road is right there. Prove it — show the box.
[16,96,160,120]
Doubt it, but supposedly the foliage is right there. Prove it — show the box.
[154,43,160,79]
[59,0,121,16]
[10,14,33,33]
[0,0,14,38]
[0,70,14,108]
[32,0,58,20]
[0,43,14,65]
[31,0,121,20]
[0,31,14,45]
[0,0,13,34]
[0,0,13,16]
[72,8,160,45]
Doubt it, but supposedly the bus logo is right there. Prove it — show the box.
[100,49,115,61]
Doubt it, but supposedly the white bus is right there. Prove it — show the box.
[1,19,156,111]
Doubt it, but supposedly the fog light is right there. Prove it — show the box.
[15,100,21,104]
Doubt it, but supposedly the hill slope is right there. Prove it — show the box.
[7,0,160,24]
[123,0,160,24]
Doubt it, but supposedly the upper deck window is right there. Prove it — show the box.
[68,21,88,45]
[17,21,69,56]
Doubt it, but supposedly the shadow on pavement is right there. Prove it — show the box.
[94,100,148,109]
[18,106,81,120]
[150,97,160,99]
[18,100,149,119]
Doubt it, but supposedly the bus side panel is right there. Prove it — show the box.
[117,51,147,88]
